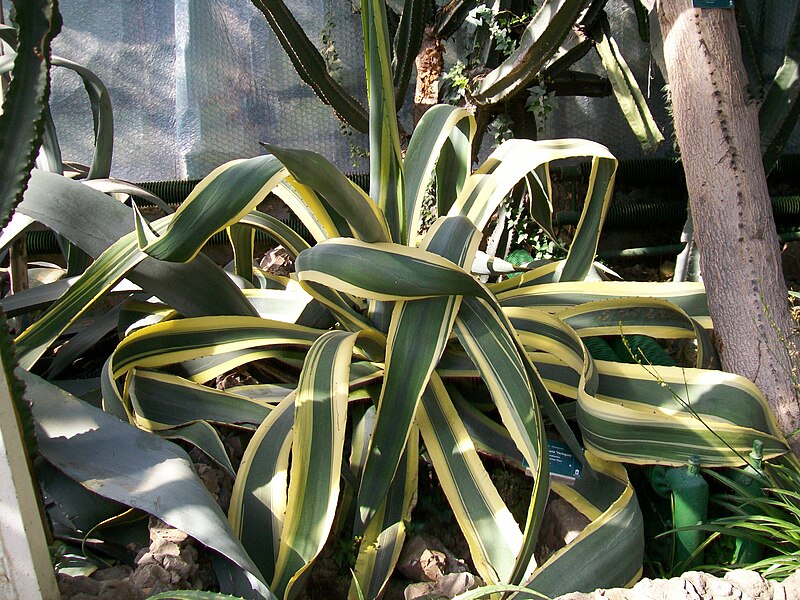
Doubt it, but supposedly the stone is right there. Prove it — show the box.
[404,581,446,600]
[397,535,451,582]
[782,571,800,600]
[437,572,479,597]
[725,570,773,600]
[129,562,172,596]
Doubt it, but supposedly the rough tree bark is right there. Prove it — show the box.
[657,1,800,454]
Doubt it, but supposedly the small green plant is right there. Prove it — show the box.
[701,456,800,579]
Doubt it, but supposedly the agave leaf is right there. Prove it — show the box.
[523,454,643,596]
[590,14,663,153]
[449,138,617,282]
[81,178,175,215]
[356,217,479,530]
[139,156,288,263]
[295,238,485,301]
[270,175,343,243]
[581,361,789,466]
[229,393,296,583]
[262,144,391,243]
[270,331,360,597]
[363,0,405,240]
[454,296,551,584]
[128,369,272,430]
[435,118,474,220]
[241,287,315,323]
[404,105,476,243]
[418,373,523,584]
[155,420,235,477]
[350,429,417,599]
[239,210,311,257]
[228,223,255,284]
[50,56,113,179]
[495,280,711,327]
[25,370,275,599]
[554,297,717,369]
[249,0,369,132]
[109,316,322,381]
[0,0,61,229]
[473,0,590,105]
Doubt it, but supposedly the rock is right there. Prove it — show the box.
[556,592,594,600]
[397,534,464,582]
[404,581,446,600]
[725,570,773,600]
[260,246,294,276]
[129,562,172,596]
[682,571,739,599]
[553,569,800,600]
[781,571,800,600]
[437,572,479,596]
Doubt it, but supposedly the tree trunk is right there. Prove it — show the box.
[657,1,800,454]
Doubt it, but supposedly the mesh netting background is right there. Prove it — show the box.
[41,0,800,181]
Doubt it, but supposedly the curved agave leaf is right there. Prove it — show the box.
[523,454,642,596]
[50,56,113,179]
[263,144,391,243]
[503,306,788,466]
[271,330,360,598]
[449,138,617,282]
[496,280,711,328]
[581,360,788,466]
[128,369,273,430]
[554,297,717,368]
[137,156,288,263]
[418,373,523,584]
[404,105,476,243]
[25,371,275,600]
[109,316,322,381]
[155,420,236,477]
[356,217,479,531]
[239,210,311,257]
[472,0,590,105]
[81,178,174,214]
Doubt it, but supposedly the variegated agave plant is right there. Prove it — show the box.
[3,1,791,599]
